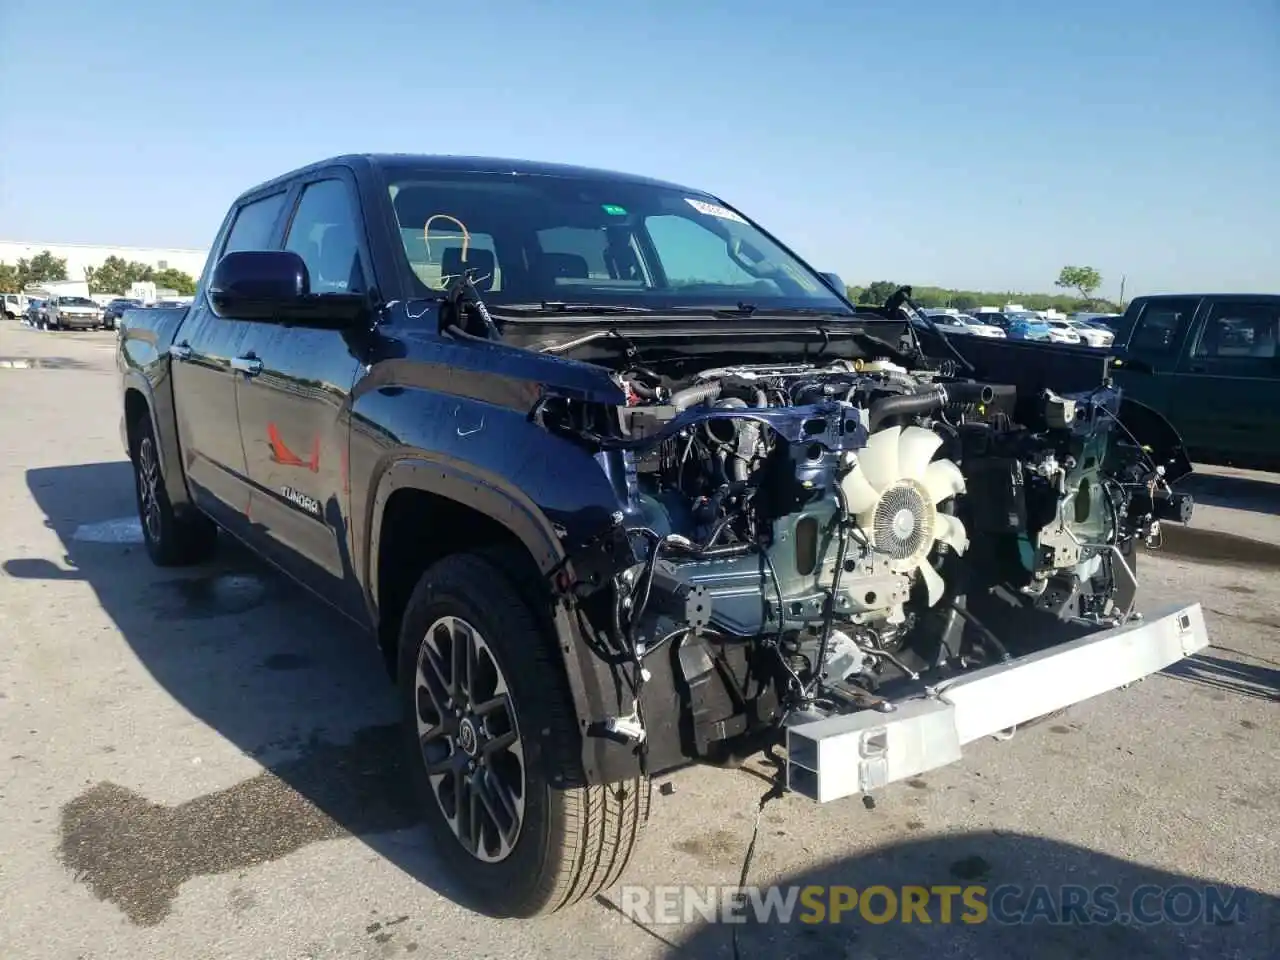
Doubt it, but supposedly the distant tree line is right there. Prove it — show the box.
[0,249,196,297]
[846,266,1118,314]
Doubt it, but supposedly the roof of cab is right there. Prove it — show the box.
[239,153,704,201]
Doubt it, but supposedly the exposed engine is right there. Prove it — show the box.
[570,355,1191,738]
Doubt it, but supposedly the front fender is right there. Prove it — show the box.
[1118,396,1193,484]
[366,453,645,785]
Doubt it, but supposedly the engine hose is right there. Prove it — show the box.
[950,601,1012,662]
[671,380,722,412]
[941,382,995,405]
[867,387,947,431]
[626,379,659,400]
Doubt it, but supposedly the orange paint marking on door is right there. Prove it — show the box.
[268,423,321,472]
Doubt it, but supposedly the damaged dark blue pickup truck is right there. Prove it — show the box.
[118,154,1207,917]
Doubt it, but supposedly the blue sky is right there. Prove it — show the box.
[1,0,1276,299]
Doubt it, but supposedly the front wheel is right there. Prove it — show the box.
[131,415,218,566]
[398,551,650,917]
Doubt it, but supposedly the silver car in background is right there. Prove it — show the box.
[46,295,105,330]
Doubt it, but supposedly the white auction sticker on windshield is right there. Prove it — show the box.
[685,198,746,223]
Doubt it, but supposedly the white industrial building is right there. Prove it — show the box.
[0,240,209,284]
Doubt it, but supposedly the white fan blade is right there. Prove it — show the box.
[858,426,901,493]
[919,561,946,606]
[923,458,966,504]
[935,513,969,556]
[841,465,880,515]
[898,426,943,485]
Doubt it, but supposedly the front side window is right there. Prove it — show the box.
[386,172,846,313]
[1130,298,1197,355]
[283,179,365,294]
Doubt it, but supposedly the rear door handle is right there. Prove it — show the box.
[169,342,192,361]
[231,355,263,377]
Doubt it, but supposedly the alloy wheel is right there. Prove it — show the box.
[415,615,526,863]
[137,436,163,544]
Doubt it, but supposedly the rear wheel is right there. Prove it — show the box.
[397,551,649,917]
[131,415,218,566]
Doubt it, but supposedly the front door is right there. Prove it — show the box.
[233,174,368,622]
[170,189,291,531]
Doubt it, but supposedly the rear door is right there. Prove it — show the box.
[170,189,290,529]
[233,172,369,621]
[1167,297,1280,461]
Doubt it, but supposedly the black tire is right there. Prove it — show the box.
[397,551,650,917]
[130,414,218,566]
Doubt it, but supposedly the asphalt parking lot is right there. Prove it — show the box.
[0,319,1276,959]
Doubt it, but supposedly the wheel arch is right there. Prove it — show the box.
[367,456,641,785]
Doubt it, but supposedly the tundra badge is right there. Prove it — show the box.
[281,486,322,516]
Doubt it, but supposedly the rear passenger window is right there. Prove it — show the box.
[1130,299,1197,354]
[222,192,288,255]
[1194,301,1280,359]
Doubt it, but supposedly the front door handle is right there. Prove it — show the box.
[169,342,192,361]
[231,355,263,377]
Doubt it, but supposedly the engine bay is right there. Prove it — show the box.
[537,345,1194,758]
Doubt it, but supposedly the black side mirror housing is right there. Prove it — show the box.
[207,250,367,327]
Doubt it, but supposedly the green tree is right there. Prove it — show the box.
[1054,265,1103,304]
[14,250,69,287]
[0,263,20,293]
[152,268,197,296]
[86,256,157,294]
[860,280,899,305]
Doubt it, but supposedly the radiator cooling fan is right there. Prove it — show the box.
[840,425,969,606]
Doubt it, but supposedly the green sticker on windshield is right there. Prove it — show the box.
[601,204,628,216]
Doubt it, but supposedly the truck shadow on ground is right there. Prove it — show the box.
[8,462,463,926]
[1163,652,1280,703]
[1179,470,1280,517]
[655,829,1278,960]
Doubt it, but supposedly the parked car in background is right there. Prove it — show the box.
[999,311,1056,342]
[25,298,49,327]
[1110,293,1280,466]
[1065,317,1114,348]
[1038,317,1085,345]
[1071,312,1123,330]
[921,310,1006,337]
[103,298,144,328]
[46,295,105,330]
[3,293,27,321]
[950,313,1006,338]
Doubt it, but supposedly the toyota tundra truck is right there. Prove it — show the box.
[118,153,1206,918]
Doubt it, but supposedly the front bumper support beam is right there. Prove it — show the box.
[785,604,1209,803]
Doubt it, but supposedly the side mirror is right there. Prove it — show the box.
[207,250,366,327]
[819,272,846,294]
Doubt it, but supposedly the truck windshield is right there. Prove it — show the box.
[59,297,96,306]
[386,173,851,314]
